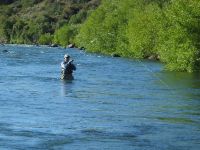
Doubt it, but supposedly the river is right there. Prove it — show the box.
[0,45,200,150]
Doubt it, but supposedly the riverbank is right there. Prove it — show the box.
[74,0,200,72]
[1,0,200,72]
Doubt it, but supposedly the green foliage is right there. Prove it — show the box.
[75,3,106,53]
[156,0,200,72]
[75,0,131,55]
[157,25,197,72]
[1,0,200,72]
[127,3,163,58]
[76,0,200,72]
[38,33,53,45]
[0,15,7,42]
[54,25,78,47]
[69,10,88,24]
[0,0,100,44]
[10,21,24,43]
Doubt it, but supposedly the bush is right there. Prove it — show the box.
[38,33,53,45]
[75,0,131,54]
[69,10,87,24]
[156,0,200,72]
[54,25,78,47]
[76,0,200,72]
[127,3,163,58]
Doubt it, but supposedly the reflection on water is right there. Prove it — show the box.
[156,70,200,102]
[157,117,196,125]
[157,71,200,90]
[60,80,74,96]
[0,45,200,150]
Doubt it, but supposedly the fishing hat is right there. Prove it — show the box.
[64,54,70,58]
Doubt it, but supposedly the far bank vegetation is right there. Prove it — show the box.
[0,0,200,72]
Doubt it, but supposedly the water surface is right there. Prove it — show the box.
[0,45,200,150]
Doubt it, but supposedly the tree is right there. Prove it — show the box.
[156,0,200,72]
[54,25,78,46]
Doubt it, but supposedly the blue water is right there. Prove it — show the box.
[0,45,200,150]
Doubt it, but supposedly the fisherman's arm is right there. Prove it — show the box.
[61,62,67,69]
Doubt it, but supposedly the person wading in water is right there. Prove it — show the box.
[61,54,76,80]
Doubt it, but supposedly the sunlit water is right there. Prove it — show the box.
[0,45,200,150]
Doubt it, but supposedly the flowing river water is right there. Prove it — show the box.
[0,45,200,150]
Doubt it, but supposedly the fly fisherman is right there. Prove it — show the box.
[61,54,76,80]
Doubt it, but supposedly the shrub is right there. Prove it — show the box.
[54,25,78,47]
[38,33,53,45]
[156,0,200,72]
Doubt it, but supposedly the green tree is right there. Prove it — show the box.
[127,2,163,58]
[156,0,200,72]
[54,25,78,47]
[75,0,131,55]
[38,33,53,45]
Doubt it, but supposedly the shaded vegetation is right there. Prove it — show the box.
[0,0,100,44]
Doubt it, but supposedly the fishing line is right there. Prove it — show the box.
[136,59,175,95]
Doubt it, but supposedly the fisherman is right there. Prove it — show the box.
[61,54,76,80]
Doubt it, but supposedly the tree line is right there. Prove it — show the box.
[0,0,100,45]
[75,0,200,72]
[0,0,200,72]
